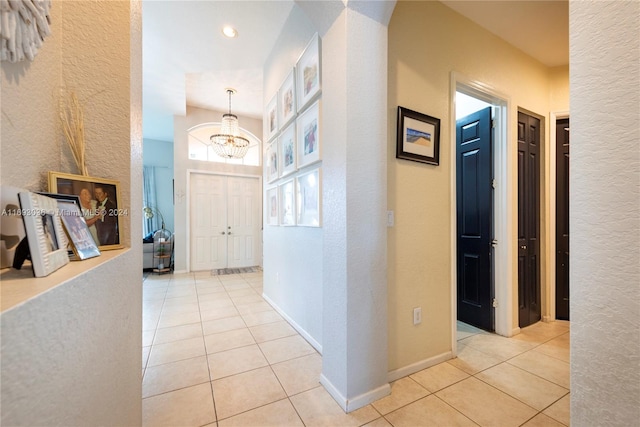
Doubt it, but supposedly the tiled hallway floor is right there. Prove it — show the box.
[142,271,570,427]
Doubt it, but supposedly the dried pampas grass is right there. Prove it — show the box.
[59,90,88,176]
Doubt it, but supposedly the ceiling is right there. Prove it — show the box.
[142,1,568,143]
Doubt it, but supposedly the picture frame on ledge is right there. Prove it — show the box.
[279,122,297,178]
[17,191,70,277]
[48,171,124,250]
[266,187,279,226]
[296,167,322,227]
[396,106,441,166]
[279,179,295,226]
[297,100,321,168]
[278,68,296,127]
[296,33,321,111]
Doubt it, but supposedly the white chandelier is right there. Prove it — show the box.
[209,88,250,159]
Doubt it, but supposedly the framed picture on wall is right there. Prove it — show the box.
[17,191,70,277]
[48,171,124,250]
[296,167,321,227]
[396,106,441,166]
[266,141,279,183]
[278,68,296,127]
[297,100,321,168]
[279,179,295,226]
[266,187,278,226]
[296,33,321,111]
[278,122,297,178]
[265,94,278,141]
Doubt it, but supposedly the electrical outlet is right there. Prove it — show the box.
[413,307,422,325]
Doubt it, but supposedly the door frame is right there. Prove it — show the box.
[450,72,514,353]
[547,111,570,321]
[186,169,263,273]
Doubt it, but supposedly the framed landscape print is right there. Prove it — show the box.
[17,191,69,277]
[296,33,321,111]
[48,171,124,250]
[296,167,321,227]
[279,179,295,226]
[396,106,441,165]
[265,94,278,141]
[266,142,279,183]
[279,123,297,178]
[278,68,296,127]
[266,187,278,226]
[297,100,321,168]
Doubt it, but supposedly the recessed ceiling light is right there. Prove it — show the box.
[222,26,238,38]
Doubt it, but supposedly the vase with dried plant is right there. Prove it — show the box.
[59,91,89,176]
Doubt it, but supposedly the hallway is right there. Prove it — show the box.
[142,271,570,427]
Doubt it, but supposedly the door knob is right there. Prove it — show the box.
[228,232,232,235]
[520,245,527,250]
[220,231,226,235]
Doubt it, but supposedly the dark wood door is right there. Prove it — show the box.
[457,107,493,331]
[517,112,541,328]
[556,118,570,320]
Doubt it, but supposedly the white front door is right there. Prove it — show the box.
[190,173,261,271]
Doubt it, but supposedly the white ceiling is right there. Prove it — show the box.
[142,1,568,143]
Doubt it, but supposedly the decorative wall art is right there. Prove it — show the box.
[17,192,69,277]
[266,187,278,226]
[278,69,296,127]
[279,179,295,226]
[0,0,52,63]
[297,100,321,168]
[296,167,321,227]
[48,171,124,250]
[296,33,321,111]
[396,106,441,165]
[266,142,279,183]
[265,94,278,141]
[278,123,296,178]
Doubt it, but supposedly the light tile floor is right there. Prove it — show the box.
[142,271,570,427]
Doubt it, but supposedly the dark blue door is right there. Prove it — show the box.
[457,107,493,331]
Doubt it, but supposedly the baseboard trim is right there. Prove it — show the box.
[262,293,322,354]
[173,269,188,274]
[387,351,453,383]
[320,375,391,413]
[511,327,521,336]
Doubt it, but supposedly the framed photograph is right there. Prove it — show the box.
[297,100,321,168]
[278,68,296,127]
[296,33,321,111]
[396,106,441,165]
[279,179,295,226]
[266,187,278,226]
[48,171,124,250]
[265,94,278,141]
[266,141,279,183]
[17,191,69,277]
[279,123,297,178]
[58,201,101,260]
[296,167,321,227]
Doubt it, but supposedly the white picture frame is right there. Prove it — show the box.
[278,68,296,127]
[266,141,279,183]
[296,33,321,111]
[17,191,70,277]
[279,122,297,178]
[279,179,295,226]
[297,100,321,168]
[265,94,278,141]
[266,187,279,226]
[296,167,322,227]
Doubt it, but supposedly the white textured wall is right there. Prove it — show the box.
[570,1,640,425]
[0,0,142,425]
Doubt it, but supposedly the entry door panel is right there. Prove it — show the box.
[227,177,259,268]
[191,174,227,270]
[517,112,541,327]
[457,107,493,331]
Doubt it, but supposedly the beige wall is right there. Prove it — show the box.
[388,0,569,372]
[0,1,142,425]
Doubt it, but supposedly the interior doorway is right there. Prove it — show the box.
[555,118,570,320]
[452,73,512,343]
[189,172,261,271]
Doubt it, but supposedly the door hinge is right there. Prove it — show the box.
[492,179,496,189]
[491,120,496,129]
[492,298,498,308]
[491,239,498,247]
